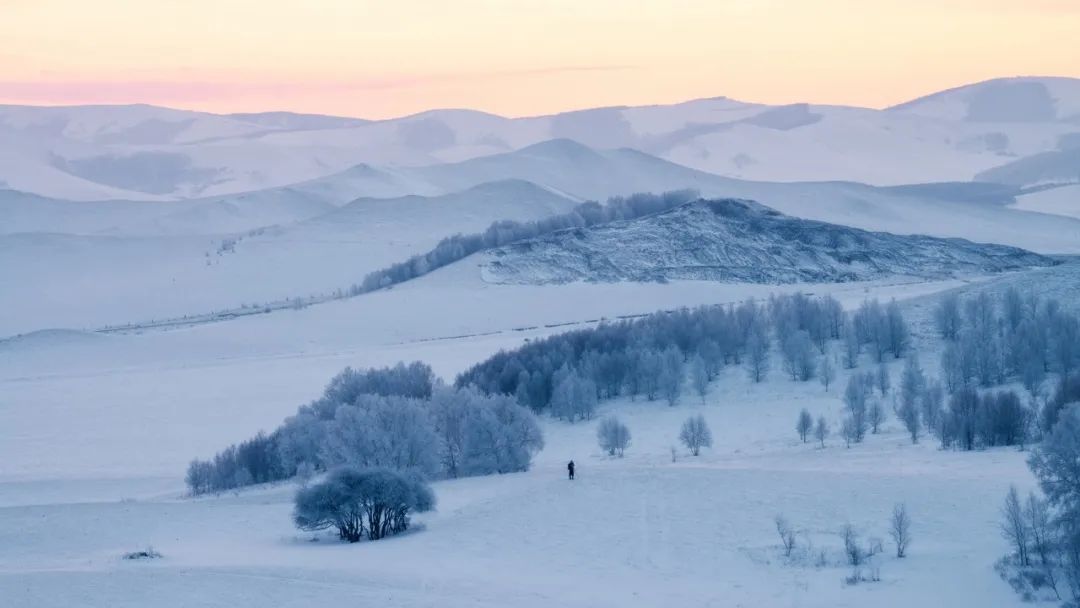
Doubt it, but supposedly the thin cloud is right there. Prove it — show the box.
[0,65,637,105]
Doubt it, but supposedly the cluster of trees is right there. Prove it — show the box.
[459,293,906,417]
[350,190,700,295]
[838,371,889,446]
[186,363,544,495]
[937,289,1079,397]
[293,467,435,542]
[1001,404,1080,601]
[458,299,770,415]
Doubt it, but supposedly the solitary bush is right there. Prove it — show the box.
[842,524,864,566]
[294,467,435,543]
[775,515,797,557]
[597,416,631,457]
[679,414,713,456]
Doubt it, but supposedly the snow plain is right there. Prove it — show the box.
[4,260,1075,607]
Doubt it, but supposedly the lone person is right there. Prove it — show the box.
[567,460,575,480]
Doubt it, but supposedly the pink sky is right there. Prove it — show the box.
[3,0,1079,119]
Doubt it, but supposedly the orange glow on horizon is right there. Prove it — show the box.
[2,0,1078,119]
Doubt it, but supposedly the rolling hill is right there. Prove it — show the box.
[479,199,1055,285]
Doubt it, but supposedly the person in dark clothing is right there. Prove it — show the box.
[567,460,575,480]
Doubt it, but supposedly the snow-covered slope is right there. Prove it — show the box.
[0,180,579,335]
[887,77,1080,122]
[5,77,1080,200]
[398,141,1080,254]
[1011,183,1080,219]
[480,199,1054,285]
[975,147,1080,187]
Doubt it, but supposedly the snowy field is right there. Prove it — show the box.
[4,262,1073,607]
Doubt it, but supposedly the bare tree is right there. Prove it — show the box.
[1001,485,1030,566]
[889,503,912,558]
[814,416,829,447]
[796,409,813,443]
[868,400,886,434]
[775,515,797,557]
[1025,492,1061,599]
[876,363,891,396]
[679,414,713,456]
[898,398,921,444]
[842,524,864,566]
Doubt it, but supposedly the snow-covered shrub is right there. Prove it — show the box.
[775,515,797,557]
[294,467,435,543]
[679,414,712,456]
[596,416,631,457]
[122,547,162,560]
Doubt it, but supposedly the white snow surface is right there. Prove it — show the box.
[1,264,1066,607]
[1012,184,1080,219]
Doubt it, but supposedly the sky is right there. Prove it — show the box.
[2,0,1079,119]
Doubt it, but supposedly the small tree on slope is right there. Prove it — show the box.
[680,414,713,456]
[597,416,632,457]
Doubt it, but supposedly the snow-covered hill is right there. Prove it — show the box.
[0,180,579,335]
[5,77,1080,200]
[480,199,1054,285]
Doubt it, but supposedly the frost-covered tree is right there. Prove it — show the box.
[1001,485,1031,567]
[885,300,911,359]
[875,363,891,397]
[659,347,685,406]
[796,409,813,443]
[1029,413,1080,600]
[868,399,886,434]
[936,292,962,341]
[321,395,441,478]
[921,380,945,438]
[689,353,709,404]
[814,416,829,447]
[597,416,631,457]
[819,355,836,392]
[842,319,861,370]
[679,414,713,456]
[745,324,771,383]
[843,374,870,443]
[782,330,817,382]
[890,503,912,558]
[899,356,926,412]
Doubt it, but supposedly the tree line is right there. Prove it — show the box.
[349,190,700,295]
[457,293,908,417]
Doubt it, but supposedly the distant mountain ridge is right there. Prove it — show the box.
[4,76,1080,200]
[479,198,1056,285]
